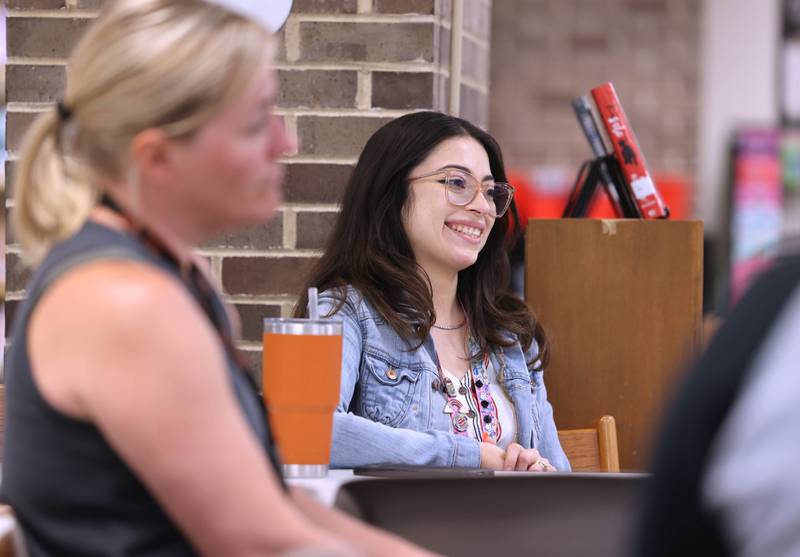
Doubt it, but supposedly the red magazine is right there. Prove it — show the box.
[590,82,669,219]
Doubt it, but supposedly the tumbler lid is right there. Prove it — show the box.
[263,318,342,336]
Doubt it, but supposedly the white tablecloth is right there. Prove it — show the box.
[285,469,367,507]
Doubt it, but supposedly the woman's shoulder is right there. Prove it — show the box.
[319,285,419,353]
[496,333,541,369]
[319,284,376,319]
[24,259,217,419]
[319,283,360,302]
[41,259,200,328]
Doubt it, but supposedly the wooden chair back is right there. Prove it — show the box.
[558,415,620,472]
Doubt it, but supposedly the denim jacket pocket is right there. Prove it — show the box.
[360,353,422,427]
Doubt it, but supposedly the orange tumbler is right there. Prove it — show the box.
[262,319,342,478]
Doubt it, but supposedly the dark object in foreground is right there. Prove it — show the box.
[336,473,645,557]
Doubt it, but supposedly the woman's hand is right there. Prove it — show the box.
[479,442,506,469]
[504,443,557,472]
[479,442,557,471]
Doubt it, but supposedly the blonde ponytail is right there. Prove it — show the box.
[11,0,273,267]
[12,109,97,266]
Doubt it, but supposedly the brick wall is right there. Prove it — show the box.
[3,0,492,376]
[489,0,699,183]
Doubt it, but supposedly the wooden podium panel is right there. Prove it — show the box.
[525,219,703,470]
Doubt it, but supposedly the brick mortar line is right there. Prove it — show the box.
[7,60,446,74]
[7,58,68,66]
[285,114,298,153]
[273,62,439,72]
[290,14,436,24]
[283,208,297,250]
[284,18,300,63]
[5,10,446,25]
[210,255,223,282]
[274,108,414,117]
[4,8,453,22]
[225,295,298,305]
[280,302,295,319]
[7,10,99,18]
[195,249,323,258]
[356,70,371,110]
[278,156,357,164]
[274,63,439,72]
[6,246,325,267]
[290,205,340,212]
[3,153,354,165]
[6,103,51,112]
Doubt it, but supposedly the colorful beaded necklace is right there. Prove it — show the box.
[439,337,502,444]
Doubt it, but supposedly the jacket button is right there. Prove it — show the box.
[432,378,441,391]
[386,368,398,380]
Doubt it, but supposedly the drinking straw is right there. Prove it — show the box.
[307,287,319,320]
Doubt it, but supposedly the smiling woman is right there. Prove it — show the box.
[295,111,570,473]
[403,137,506,278]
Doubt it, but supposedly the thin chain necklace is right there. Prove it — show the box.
[432,304,467,330]
[432,320,466,331]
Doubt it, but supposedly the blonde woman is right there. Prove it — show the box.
[1,2,435,556]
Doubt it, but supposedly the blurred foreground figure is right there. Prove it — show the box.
[1,1,437,556]
[634,251,800,556]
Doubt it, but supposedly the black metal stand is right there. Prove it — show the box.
[562,154,642,218]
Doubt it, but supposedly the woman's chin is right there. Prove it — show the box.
[244,191,282,224]
[448,253,480,272]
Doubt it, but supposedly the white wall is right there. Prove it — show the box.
[697,0,781,234]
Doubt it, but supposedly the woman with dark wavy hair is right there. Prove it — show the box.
[296,111,569,471]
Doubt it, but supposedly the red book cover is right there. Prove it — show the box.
[590,82,669,219]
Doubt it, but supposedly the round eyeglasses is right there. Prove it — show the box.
[408,168,515,218]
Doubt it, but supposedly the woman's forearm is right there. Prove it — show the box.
[330,412,480,468]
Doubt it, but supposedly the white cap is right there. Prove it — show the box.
[204,0,293,33]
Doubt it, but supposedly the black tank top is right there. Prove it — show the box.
[1,220,282,556]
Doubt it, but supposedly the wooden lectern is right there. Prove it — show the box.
[525,219,704,470]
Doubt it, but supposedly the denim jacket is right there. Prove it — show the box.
[320,287,570,471]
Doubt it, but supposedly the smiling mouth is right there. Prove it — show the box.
[446,223,482,239]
